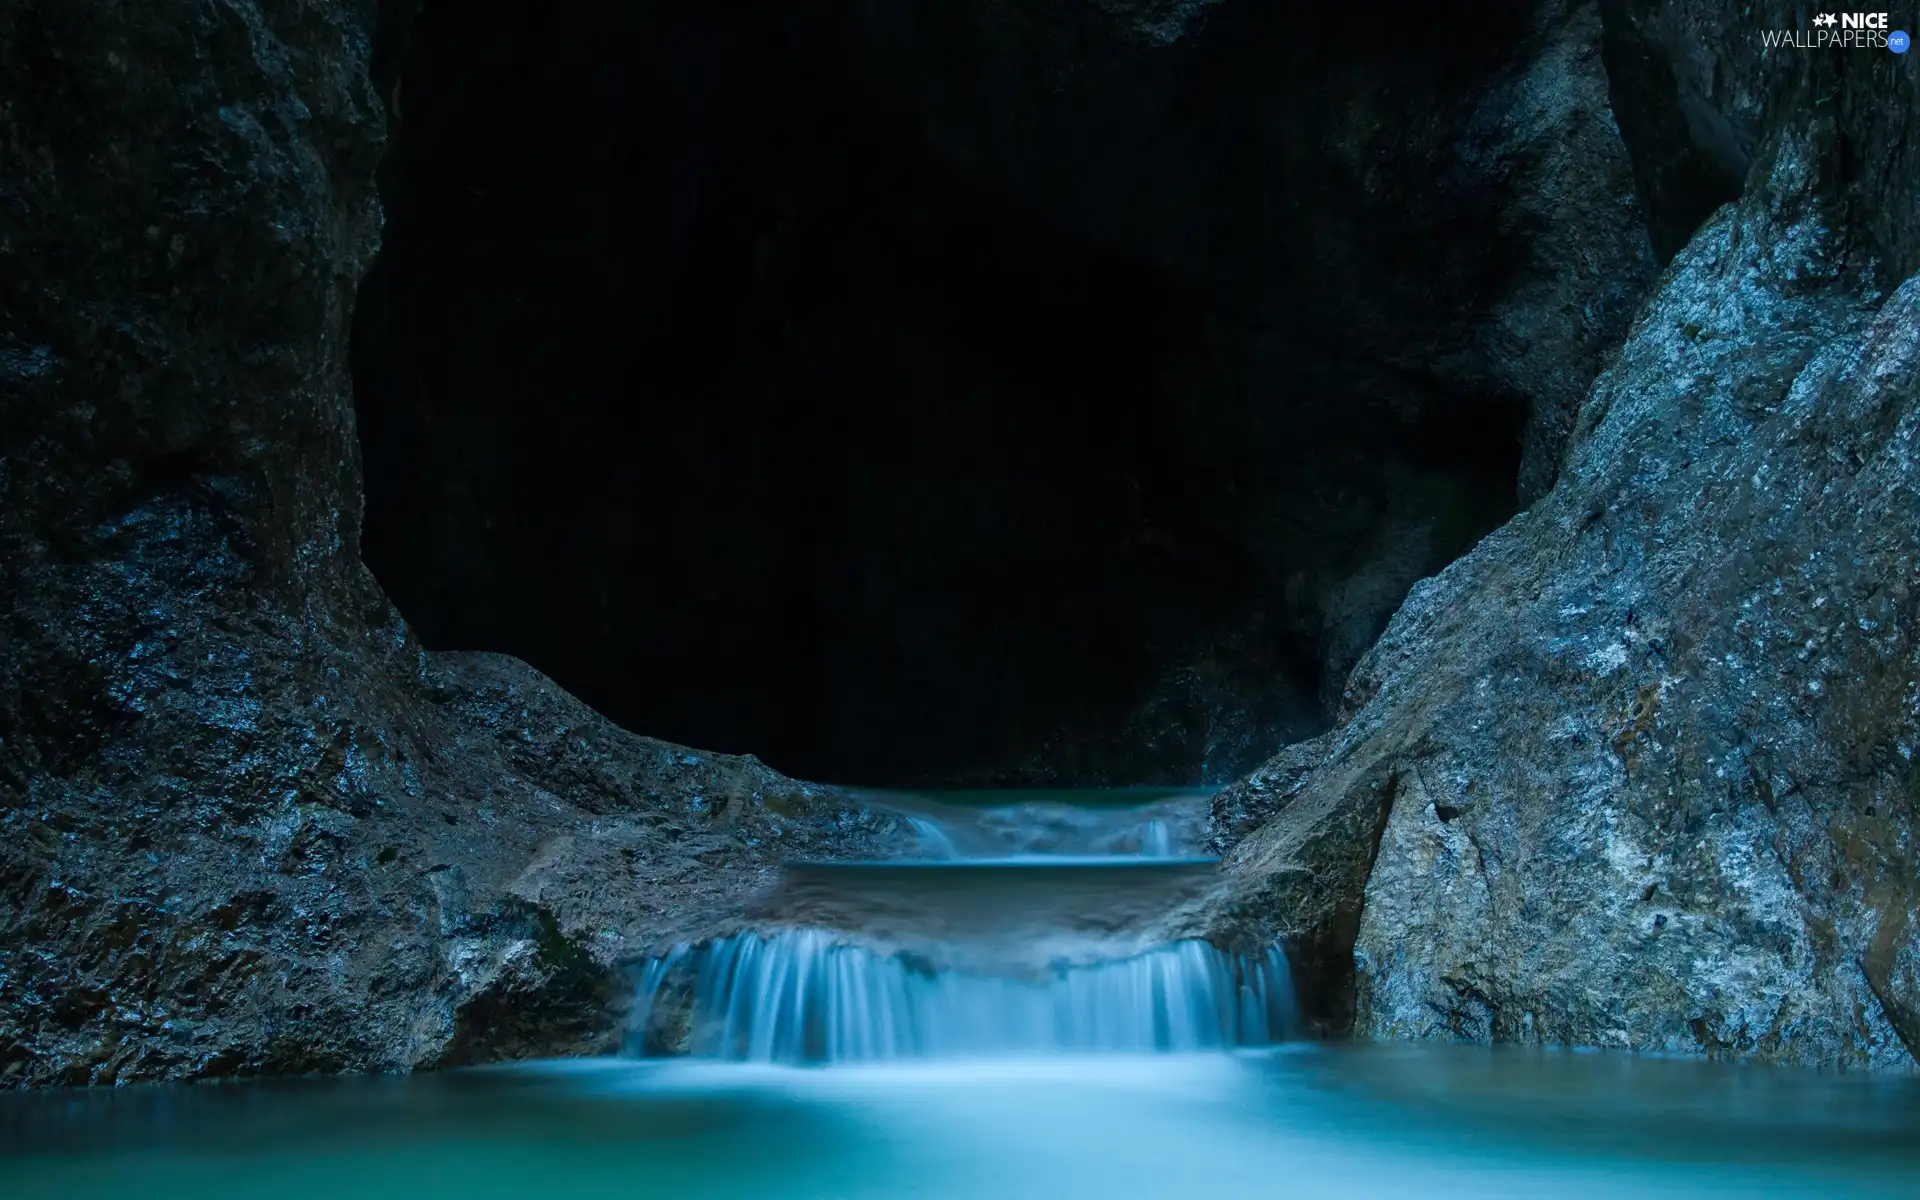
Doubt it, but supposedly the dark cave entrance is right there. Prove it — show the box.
[351,0,1528,788]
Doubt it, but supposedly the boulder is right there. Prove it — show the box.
[1209,1,1920,1068]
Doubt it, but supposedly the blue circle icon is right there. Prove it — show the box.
[1892,29,1912,53]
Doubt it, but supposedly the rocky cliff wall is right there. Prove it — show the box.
[0,0,901,1088]
[1205,1,1920,1069]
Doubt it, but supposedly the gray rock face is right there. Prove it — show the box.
[0,0,900,1087]
[1209,6,1920,1068]
[1343,192,1920,1069]
[1192,732,1391,1038]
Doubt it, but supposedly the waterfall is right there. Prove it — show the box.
[628,931,1295,1062]
[906,815,960,859]
[1141,818,1174,857]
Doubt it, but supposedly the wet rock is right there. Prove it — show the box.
[0,1,902,1088]
[1187,736,1395,1038]
[1209,8,1920,1068]
[1337,229,1920,1069]
[0,639,906,1088]
[1206,732,1338,856]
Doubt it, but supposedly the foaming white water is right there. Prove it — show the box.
[905,815,959,858]
[629,931,1294,1062]
[1142,817,1174,856]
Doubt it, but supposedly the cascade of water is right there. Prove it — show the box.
[628,931,1295,1062]
[1141,818,1174,857]
[905,815,960,859]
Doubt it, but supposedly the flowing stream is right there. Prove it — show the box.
[6,1048,1920,1198]
[628,930,1293,1061]
[6,789,1919,1198]
[624,786,1276,1061]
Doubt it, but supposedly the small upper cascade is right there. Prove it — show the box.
[1142,818,1175,857]
[863,786,1214,860]
[628,930,1295,1063]
[906,815,960,859]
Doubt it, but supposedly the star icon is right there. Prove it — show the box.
[1813,13,1837,26]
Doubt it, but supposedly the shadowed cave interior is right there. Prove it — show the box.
[350,0,1533,789]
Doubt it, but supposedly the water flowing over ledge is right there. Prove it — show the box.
[626,931,1296,1063]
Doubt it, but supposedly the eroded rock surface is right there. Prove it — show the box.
[0,0,900,1088]
[1208,4,1920,1068]
[1338,199,1920,1069]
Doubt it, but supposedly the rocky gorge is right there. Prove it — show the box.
[2,0,1916,1088]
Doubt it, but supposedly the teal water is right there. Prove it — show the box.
[16,788,1915,1196]
[868,786,1216,809]
[5,1045,1919,1199]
